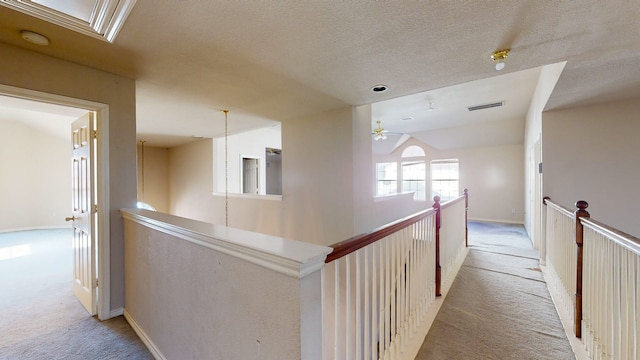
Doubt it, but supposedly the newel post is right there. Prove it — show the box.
[433,196,442,297]
[464,189,469,247]
[541,197,551,266]
[574,200,590,338]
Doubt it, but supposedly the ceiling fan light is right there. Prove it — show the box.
[372,119,388,141]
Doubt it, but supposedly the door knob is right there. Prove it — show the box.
[65,216,76,222]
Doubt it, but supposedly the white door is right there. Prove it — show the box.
[68,112,97,315]
[242,157,259,194]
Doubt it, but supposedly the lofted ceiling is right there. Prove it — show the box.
[0,1,638,149]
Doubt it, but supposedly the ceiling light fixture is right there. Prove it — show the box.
[491,49,510,71]
[372,120,388,141]
[371,85,388,93]
[21,30,49,46]
[427,102,435,111]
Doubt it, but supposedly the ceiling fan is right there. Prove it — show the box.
[372,120,402,141]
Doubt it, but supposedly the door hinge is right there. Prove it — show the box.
[92,205,98,214]
[92,130,98,139]
[93,278,99,287]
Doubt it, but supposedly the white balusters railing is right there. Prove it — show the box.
[543,199,577,327]
[543,197,640,360]
[439,197,467,290]
[323,193,468,360]
[582,218,640,360]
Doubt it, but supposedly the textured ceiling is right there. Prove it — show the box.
[0,1,638,148]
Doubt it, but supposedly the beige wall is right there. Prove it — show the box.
[543,98,640,238]
[137,145,169,213]
[166,107,355,246]
[124,218,309,360]
[0,120,70,231]
[440,144,524,224]
[163,103,525,246]
[168,139,217,222]
[370,137,525,226]
[0,43,136,312]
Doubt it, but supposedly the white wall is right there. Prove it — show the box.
[0,120,70,231]
[543,98,640,238]
[523,62,566,244]
[0,43,137,312]
[213,125,282,195]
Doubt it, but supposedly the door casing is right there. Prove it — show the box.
[0,84,112,320]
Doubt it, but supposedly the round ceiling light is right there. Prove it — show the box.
[21,30,49,46]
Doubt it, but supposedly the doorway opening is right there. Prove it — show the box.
[241,156,260,194]
[0,84,111,320]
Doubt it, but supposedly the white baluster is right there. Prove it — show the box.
[356,251,361,360]
[334,260,341,359]
[363,247,369,360]
[346,255,351,359]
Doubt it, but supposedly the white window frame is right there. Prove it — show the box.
[431,159,460,202]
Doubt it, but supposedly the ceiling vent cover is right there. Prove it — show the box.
[467,101,504,111]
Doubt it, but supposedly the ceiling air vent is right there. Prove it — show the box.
[467,101,504,111]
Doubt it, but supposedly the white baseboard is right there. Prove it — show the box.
[109,307,124,318]
[468,217,525,225]
[541,264,589,360]
[124,309,167,360]
[0,225,68,233]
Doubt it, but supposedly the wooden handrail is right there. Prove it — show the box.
[325,207,436,263]
[326,195,467,263]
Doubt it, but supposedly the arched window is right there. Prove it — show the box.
[401,145,425,158]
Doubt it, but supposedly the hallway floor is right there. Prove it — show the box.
[416,221,576,360]
[0,229,152,360]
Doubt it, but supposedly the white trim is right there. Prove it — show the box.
[0,225,68,233]
[541,264,590,360]
[121,209,332,279]
[95,106,112,321]
[373,192,415,202]
[110,307,124,318]
[0,0,136,43]
[124,309,166,360]
[468,217,525,225]
[212,192,283,201]
[0,84,112,321]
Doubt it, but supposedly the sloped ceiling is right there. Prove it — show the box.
[0,1,638,148]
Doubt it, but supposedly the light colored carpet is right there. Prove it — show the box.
[0,229,153,360]
[416,221,576,360]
